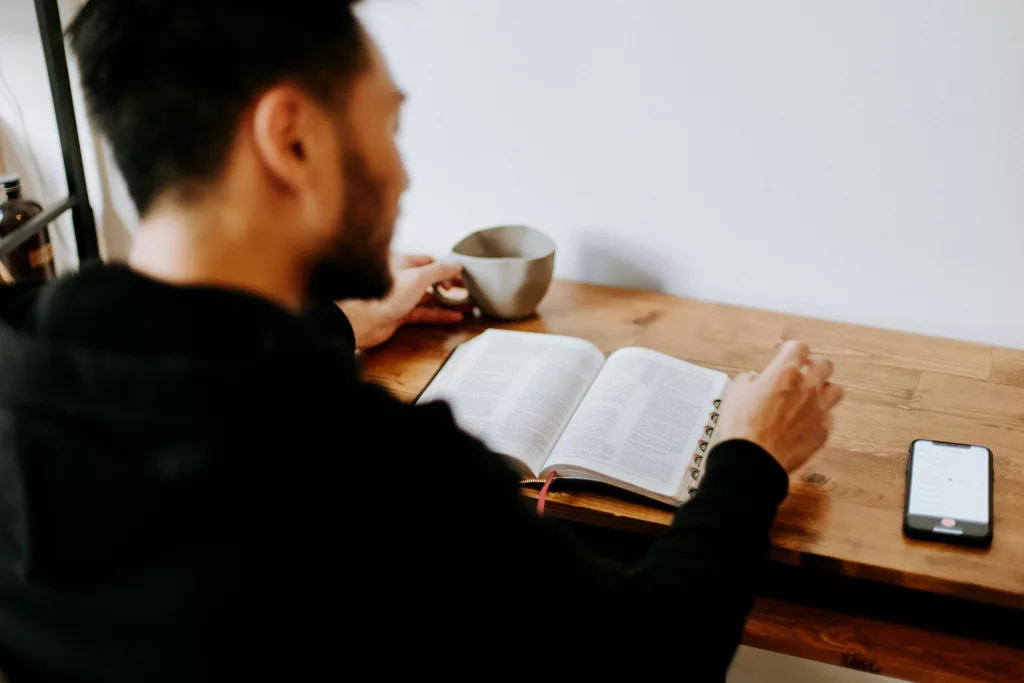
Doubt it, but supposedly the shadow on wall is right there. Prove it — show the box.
[574,229,673,294]
[88,135,135,261]
[3,0,37,28]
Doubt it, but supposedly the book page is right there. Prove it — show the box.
[545,347,728,498]
[417,330,605,475]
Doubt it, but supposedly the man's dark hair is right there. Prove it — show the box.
[68,0,367,214]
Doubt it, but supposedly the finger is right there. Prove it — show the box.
[764,340,811,378]
[406,307,465,325]
[417,291,473,312]
[416,261,462,287]
[439,275,464,289]
[823,412,835,438]
[820,382,845,410]
[801,355,834,391]
[394,254,434,271]
[723,372,757,402]
[733,370,758,385]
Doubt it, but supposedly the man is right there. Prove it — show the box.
[0,0,843,680]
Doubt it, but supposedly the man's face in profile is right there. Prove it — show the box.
[308,34,409,303]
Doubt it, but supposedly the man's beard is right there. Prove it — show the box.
[307,147,394,302]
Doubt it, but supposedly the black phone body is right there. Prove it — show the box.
[904,439,993,547]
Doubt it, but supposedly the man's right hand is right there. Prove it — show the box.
[716,340,844,473]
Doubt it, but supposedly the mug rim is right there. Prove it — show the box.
[451,225,556,262]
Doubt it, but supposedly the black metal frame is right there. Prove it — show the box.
[0,0,100,264]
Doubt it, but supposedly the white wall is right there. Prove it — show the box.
[361,0,1024,349]
[2,0,1023,348]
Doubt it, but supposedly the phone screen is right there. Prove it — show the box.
[907,441,990,524]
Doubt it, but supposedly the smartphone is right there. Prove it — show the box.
[904,440,993,547]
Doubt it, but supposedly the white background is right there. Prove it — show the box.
[3,0,1024,349]
[361,0,1024,349]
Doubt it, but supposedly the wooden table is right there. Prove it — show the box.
[363,280,1024,682]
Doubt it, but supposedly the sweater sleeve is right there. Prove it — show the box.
[299,301,356,354]
[623,440,790,675]
[419,398,789,677]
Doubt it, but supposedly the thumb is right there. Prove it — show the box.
[415,260,462,288]
[732,371,758,387]
[394,254,435,270]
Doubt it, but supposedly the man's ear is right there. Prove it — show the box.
[251,85,316,191]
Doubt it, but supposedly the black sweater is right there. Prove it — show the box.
[0,265,788,682]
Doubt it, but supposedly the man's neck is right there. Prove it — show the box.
[128,205,306,312]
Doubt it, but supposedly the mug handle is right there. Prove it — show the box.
[429,283,472,309]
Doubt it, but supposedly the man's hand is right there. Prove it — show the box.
[717,340,844,473]
[337,254,465,350]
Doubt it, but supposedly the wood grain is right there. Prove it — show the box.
[990,348,1024,388]
[744,597,1024,683]
[362,280,1024,609]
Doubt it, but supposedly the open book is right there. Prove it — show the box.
[417,329,730,506]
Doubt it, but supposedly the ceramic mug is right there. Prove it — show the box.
[433,225,556,319]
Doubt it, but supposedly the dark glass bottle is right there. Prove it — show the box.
[0,174,55,282]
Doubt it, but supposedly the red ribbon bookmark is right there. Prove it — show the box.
[537,472,556,517]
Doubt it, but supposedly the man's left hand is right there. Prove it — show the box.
[337,254,466,350]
